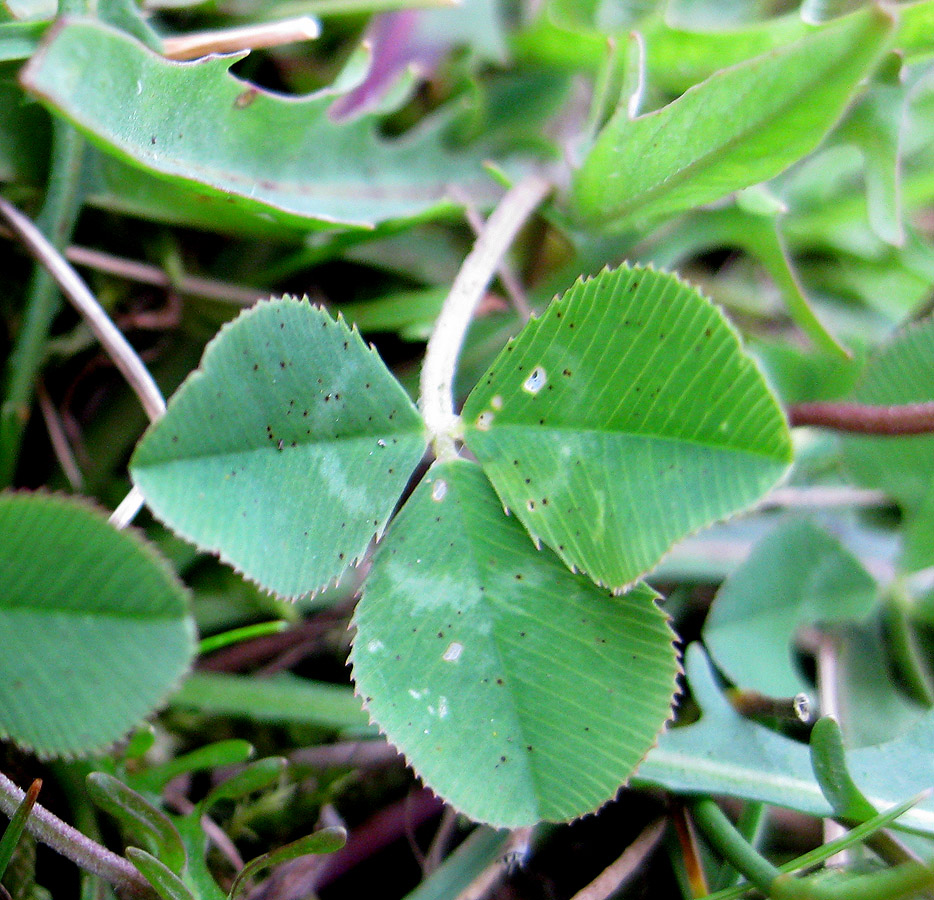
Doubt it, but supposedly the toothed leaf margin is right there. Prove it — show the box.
[0,492,195,757]
[131,296,427,599]
[462,265,792,590]
[351,459,680,827]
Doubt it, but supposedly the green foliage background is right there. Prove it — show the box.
[2,0,934,897]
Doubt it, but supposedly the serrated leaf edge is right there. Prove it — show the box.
[21,19,489,230]
[131,295,427,602]
[346,473,683,827]
[463,263,793,591]
[348,603,682,828]
[0,490,196,760]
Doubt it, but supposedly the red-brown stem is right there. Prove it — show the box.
[672,803,709,897]
[787,401,934,435]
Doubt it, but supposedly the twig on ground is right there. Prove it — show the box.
[423,806,459,876]
[63,244,266,306]
[569,817,666,900]
[816,632,848,864]
[109,487,147,530]
[246,788,442,900]
[0,199,166,424]
[452,827,534,900]
[758,485,892,509]
[161,17,320,60]
[289,740,403,769]
[0,771,154,899]
[0,199,166,531]
[36,380,83,490]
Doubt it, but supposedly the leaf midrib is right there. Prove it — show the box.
[135,424,427,469]
[0,604,183,622]
[467,422,790,464]
[451,474,552,819]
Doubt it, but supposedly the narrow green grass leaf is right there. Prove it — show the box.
[0,81,48,185]
[401,828,509,900]
[198,621,288,656]
[228,828,346,899]
[0,493,194,757]
[20,19,504,229]
[170,672,368,731]
[463,265,791,590]
[351,460,679,826]
[571,7,895,230]
[131,297,427,599]
[202,758,286,812]
[706,794,924,900]
[703,520,877,698]
[842,318,934,571]
[129,740,255,795]
[0,779,40,880]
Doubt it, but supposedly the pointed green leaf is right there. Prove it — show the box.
[126,848,196,900]
[462,266,792,590]
[571,7,895,230]
[20,19,505,229]
[170,672,367,731]
[87,773,186,873]
[842,318,934,571]
[202,757,286,812]
[703,520,877,698]
[228,828,346,899]
[351,460,679,827]
[129,740,255,795]
[131,297,427,599]
[0,493,194,757]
